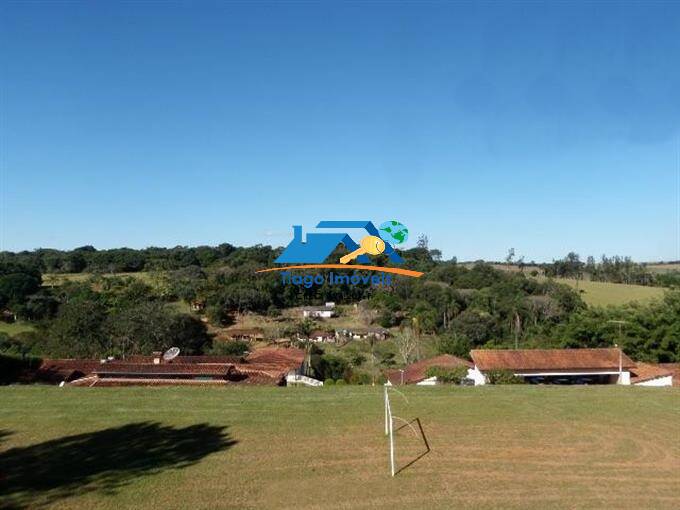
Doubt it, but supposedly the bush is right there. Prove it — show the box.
[486,369,524,384]
[425,365,469,384]
[209,340,249,357]
[335,379,346,386]
[349,372,372,385]
[437,334,472,358]
[312,353,350,381]
[324,378,335,386]
[205,305,233,326]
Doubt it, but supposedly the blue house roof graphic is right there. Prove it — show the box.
[275,221,404,264]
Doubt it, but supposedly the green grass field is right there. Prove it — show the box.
[646,263,680,274]
[554,279,665,306]
[1,386,678,510]
[42,272,157,287]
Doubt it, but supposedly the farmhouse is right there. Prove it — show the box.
[302,303,336,318]
[222,327,265,341]
[469,348,639,385]
[385,354,473,385]
[305,329,336,343]
[337,326,389,340]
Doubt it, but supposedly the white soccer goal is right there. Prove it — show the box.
[384,385,396,476]
[384,386,427,477]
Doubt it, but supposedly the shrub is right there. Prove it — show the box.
[486,369,524,384]
[324,378,335,386]
[437,334,472,358]
[209,340,249,357]
[335,379,346,386]
[349,372,372,385]
[425,365,469,384]
[312,353,349,381]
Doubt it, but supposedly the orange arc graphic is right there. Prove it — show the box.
[255,264,423,278]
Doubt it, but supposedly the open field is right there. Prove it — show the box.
[646,263,680,274]
[553,278,665,306]
[1,386,678,510]
[42,272,157,287]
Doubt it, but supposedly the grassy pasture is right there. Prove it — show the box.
[42,272,157,287]
[0,386,678,510]
[646,263,680,274]
[553,278,665,306]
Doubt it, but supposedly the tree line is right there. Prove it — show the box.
[1,243,678,365]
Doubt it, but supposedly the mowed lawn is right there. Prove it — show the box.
[554,279,665,306]
[1,386,679,510]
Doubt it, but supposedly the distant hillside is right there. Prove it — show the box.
[552,279,665,307]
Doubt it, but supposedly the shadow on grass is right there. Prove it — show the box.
[0,422,236,510]
[0,430,11,447]
[394,417,430,475]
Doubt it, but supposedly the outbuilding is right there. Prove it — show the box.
[385,354,473,386]
[469,348,637,385]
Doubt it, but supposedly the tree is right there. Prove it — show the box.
[437,333,472,358]
[0,271,41,309]
[417,234,428,249]
[394,327,418,365]
[209,340,249,356]
[42,299,108,358]
[106,303,211,356]
[505,248,515,264]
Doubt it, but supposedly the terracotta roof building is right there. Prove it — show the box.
[38,347,306,388]
[658,363,680,387]
[469,348,639,386]
[630,363,674,386]
[386,354,473,385]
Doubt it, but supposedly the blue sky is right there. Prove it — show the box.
[1,1,679,262]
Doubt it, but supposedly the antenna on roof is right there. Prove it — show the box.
[163,347,180,361]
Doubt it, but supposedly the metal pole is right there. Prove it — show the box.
[384,387,389,436]
[388,395,395,476]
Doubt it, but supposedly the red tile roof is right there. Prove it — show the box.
[386,354,472,385]
[94,363,235,377]
[46,347,306,387]
[246,347,305,367]
[73,376,233,387]
[471,348,635,372]
[123,355,244,364]
[307,330,335,338]
[658,363,680,386]
[36,359,104,382]
[630,363,673,384]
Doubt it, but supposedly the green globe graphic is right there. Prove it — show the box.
[379,220,409,245]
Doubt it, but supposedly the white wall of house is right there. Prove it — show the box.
[415,376,438,386]
[469,366,487,386]
[471,367,632,386]
[617,371,631,385]
[302,310,334,318]
[634,375,673,387]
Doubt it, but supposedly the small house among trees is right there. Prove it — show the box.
[302,303,336,318]
[223,328,265,341]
